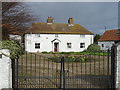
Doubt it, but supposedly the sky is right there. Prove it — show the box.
[24,2,118,34]
[25,0,118,2]
[2,0,119,2]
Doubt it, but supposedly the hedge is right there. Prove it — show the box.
[1,40,23,59]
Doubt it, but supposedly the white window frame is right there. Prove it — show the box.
[35,43,40,49]
[80,35,85,38]
[80,43,85,48]
[35,34,41,37]
[67,43,72,48]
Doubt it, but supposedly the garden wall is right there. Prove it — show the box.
[0,49,12,90]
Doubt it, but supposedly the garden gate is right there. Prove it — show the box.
[12,49,115,90]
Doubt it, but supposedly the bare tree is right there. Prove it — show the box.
[1,2,35,39]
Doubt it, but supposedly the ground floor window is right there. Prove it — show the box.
[102,44,104,47]
[80,43,85,48]
[35,43,40,49]
[67,43,71,48]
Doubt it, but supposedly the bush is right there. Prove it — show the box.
[42,51,49,54]
[48,56,61,63]
[87,44,100,51]
[1,40,23,59]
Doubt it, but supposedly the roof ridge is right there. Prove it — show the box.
[105,29,118,32]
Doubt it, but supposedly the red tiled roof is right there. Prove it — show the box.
[98,29,120,41]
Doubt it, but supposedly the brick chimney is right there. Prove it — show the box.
[68,17,74,26]
[47,16,53,24]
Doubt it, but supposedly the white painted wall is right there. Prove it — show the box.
[25,34,93,52]
[0,49,12,90]
[98,41,115,50]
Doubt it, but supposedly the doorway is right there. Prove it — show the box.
[54,43,59,52]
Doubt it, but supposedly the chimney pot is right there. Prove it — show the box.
[47,16,53,24]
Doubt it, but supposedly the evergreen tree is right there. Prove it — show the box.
[94,34,101,43]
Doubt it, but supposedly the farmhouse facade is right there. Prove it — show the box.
[25,17,94,52]
[98,29,120,50]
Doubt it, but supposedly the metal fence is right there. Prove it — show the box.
[12,50,115,89]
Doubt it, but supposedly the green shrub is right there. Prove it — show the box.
[87,44,100,51]
[59,52,66,54]
[52,52,60,54]
[48,56,61,63]
[42,51,49,54]
[60,52,73,54]
[65,56,76,62]
[1,40,23,59]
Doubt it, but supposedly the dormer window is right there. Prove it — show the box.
[80,35,85,38]
[55,34,58,37]
[35,34,40,37]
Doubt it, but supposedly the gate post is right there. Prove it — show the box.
[112,43,120,90]
[0,49,12,89]
[111,45,116,89]
[12,58,15,89]
[60,56,65,89]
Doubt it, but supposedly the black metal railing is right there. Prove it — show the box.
[12,49,115,89]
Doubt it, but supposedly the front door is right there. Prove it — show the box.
[54,43,59,52]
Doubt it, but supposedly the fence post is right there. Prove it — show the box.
[60,56,65,89]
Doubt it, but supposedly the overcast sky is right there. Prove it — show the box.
[25,2,118,34]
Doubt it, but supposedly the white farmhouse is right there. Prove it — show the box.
[98,29,120,50]
[25,17,94,52]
